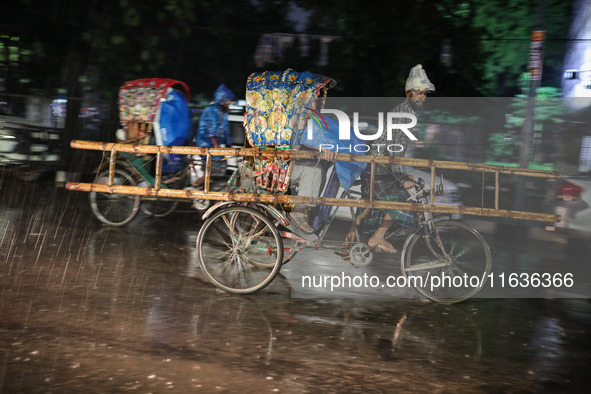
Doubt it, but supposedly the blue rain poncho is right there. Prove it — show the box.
[154,88,192,174]
[196,84,235,157]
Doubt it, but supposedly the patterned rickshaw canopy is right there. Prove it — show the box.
[118,78,190,127]
[244,69,336,147]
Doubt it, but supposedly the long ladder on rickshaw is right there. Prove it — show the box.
[66,141,560,303]
[66,71,560,303]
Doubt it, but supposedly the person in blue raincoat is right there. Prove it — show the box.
[194,84,235,186]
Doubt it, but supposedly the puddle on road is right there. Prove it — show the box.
[1,178,590,391]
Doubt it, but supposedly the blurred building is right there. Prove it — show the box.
[562,0,591,106]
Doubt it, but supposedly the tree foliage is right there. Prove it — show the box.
[471,0,571,96]
[295,0,572,96]
[294,0,486,96]
[0,0,294,99]
[0,0,575,100]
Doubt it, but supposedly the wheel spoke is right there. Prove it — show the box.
[404,259,449,272]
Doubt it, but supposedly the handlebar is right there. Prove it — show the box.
[406,174,445,203]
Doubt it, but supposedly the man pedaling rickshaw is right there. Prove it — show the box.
[236,66,434,249]
[341,64,435,254]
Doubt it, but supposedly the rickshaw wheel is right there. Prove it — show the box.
[140,173,182,217]
[400,220,491,304]
[89,168,140,226]
[140,199,179,218]
[196,206,283,294]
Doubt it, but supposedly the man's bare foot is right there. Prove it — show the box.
[368,238,398,254]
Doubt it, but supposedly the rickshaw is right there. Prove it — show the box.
[86,78,220,225]
[66,71,561,304]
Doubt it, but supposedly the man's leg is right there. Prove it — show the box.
[291,164,322,234]
[340,207,370,248]
[367,212,397,254]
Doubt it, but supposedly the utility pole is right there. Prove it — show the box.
[514,0,547,212]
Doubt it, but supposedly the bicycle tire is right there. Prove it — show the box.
[196,206,283,294]
[89,168,140,226]
[140,199,179,218]
[400,220,491,304]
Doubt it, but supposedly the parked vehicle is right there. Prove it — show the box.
[0,107,61,181]
[547,175,591,238]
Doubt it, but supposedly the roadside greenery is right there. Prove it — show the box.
[1,0,573,100]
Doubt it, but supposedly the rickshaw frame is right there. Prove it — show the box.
[66,140,559,223]
[66,140,560,303]
[66,71,561,303]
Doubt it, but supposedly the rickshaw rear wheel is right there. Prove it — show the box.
[89,168,140,226]
[140,199,179,218]
[196,206,283,294]
[140,173,182,217]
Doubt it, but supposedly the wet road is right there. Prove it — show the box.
[1,174,590,392]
